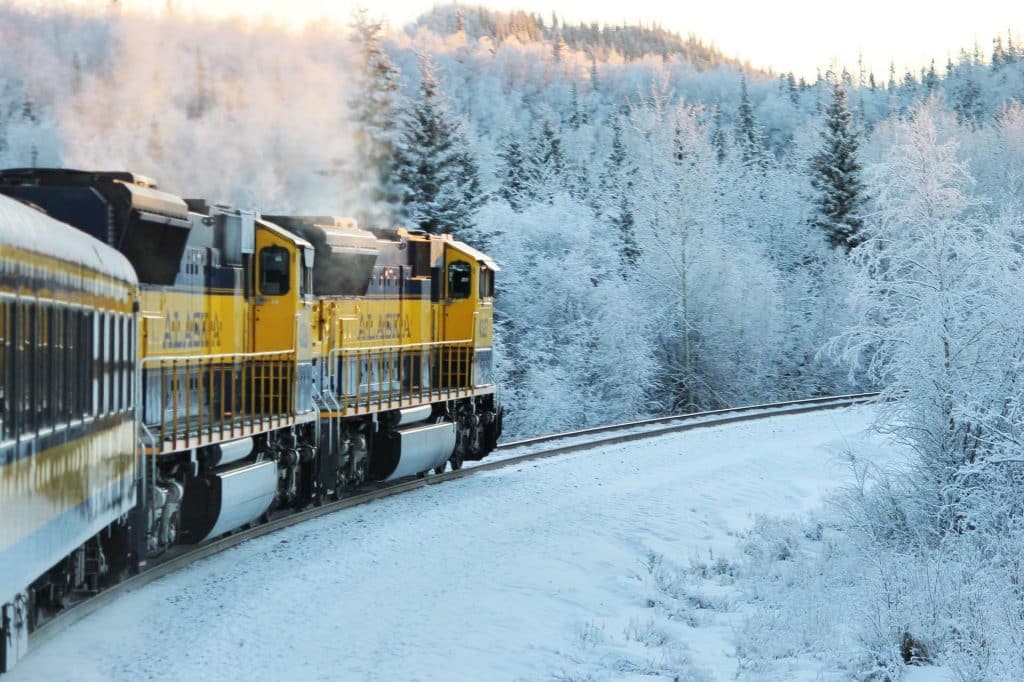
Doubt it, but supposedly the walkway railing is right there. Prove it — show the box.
[140,350,296,453]
[324,340,475,415]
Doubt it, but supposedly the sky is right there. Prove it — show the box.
[29,0,1024,79]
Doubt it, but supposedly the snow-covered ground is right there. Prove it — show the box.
[12,405,917,681]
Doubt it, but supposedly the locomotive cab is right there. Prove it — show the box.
[439,239,497,389]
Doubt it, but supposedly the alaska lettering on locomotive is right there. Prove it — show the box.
[161,311,224,350]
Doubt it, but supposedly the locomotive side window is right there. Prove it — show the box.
[479,267,494,299]
[300,246,314,299]
[300,264,312,298]
[260,246,290,296]
[448,261,472,300]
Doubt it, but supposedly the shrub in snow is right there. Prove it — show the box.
[623,617,672,648]
[900,631,931,665]
[575,621,606,649]
[741,515,803,563]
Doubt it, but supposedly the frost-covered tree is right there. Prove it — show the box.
[567,80,584,129]
[809,81,866,252]
[710,105,727,163]
[598,116,639,275]
[734,75,765,166]
[481,197,655,435]
[527,117,567,202]
[495,133,531,211]
[392,55,484,235]
[186,50,213,120]
[922,59,939,94]
[347,10,406,225]
[837,100,1024,539]
[952,76,985,130]
[0,87,59,169]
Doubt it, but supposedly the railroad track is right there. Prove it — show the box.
[26,392,877,660]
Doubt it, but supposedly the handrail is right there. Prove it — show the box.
[320,339,478,416]
[326,339,473,359]
[141,350,295,366]
[140,350,299,453]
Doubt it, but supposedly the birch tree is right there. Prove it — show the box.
[837,99,1024,539]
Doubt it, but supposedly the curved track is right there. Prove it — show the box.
[27,392,877,659]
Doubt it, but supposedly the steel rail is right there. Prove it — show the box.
[25,391,878,661]
[497,392,879,451]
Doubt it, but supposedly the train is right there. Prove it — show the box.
[0,168,502,672]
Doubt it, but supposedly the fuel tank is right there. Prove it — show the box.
[370,422,456,481]
[179,460,277,543]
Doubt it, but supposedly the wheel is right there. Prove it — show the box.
[449,451,464,471]
[167,511,180,545]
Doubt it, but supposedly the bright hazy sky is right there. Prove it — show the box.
[54,1,1024,79]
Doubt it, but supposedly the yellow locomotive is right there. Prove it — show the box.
[0,169,501,671]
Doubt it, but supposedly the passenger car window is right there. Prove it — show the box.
[260,246,290,295]
[448,261,472,300]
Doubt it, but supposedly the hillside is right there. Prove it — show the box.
[412,4,755,70]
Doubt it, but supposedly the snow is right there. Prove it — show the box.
[12,405,915,681]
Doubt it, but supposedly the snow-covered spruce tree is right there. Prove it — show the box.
[598,115,640,276]
[734,74,766,167]
[837,99,1024,541]
[952,76,985,130]
[710,105,727,163]
[567,80,585,130]
[391,54,484,236]
[347,11,406,226]
[526,116,567,203]
[495,133,531,211]
[809,80,866,252]
[0,89,59,168]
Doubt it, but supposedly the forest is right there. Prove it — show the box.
[2,2,1024,677]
